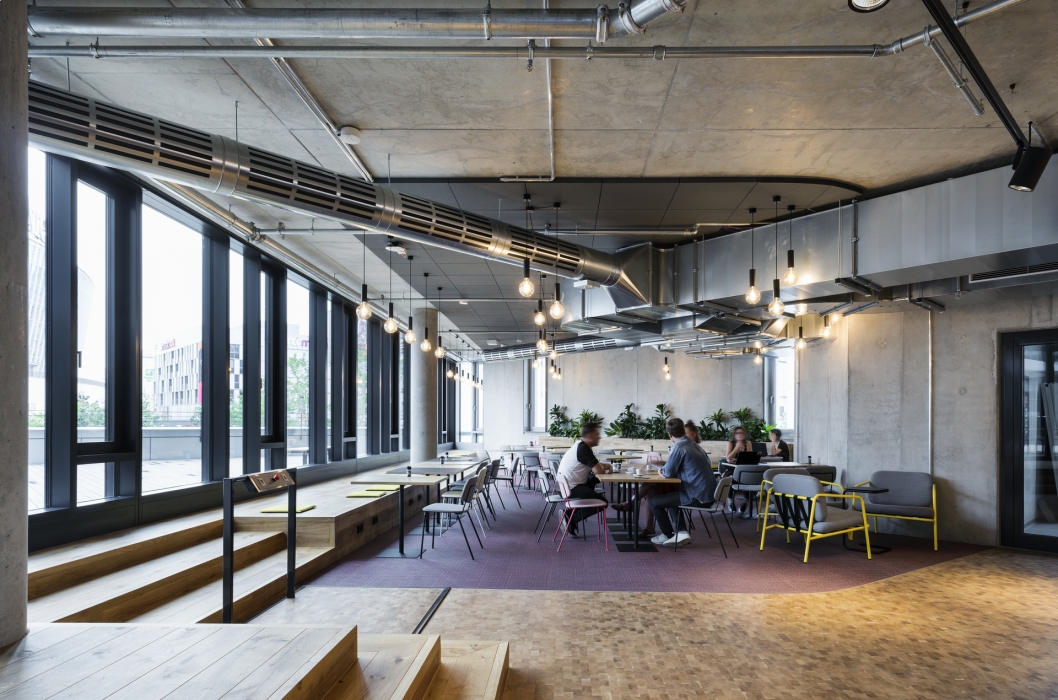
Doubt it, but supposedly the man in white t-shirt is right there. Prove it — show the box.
[557,422,614,535]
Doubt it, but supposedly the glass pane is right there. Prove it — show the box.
[141,205,203,493]
[477,363,484,444]
[260,271,269,471]
[76,182,109,443]
[1023,344,1058,538]
[78,463,107,505]
[532,363,546,430]
[398,340,405,447]
[28,148,47,512]
[326,300,332,461]
[229,250,243,477]
[459,360,473,441]
[286,282,310,467]
[356,317,368,456]
[773,348,796,431]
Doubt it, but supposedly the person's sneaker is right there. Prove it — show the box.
[663,531,692,547]
[611,501,633,513]
[650,534,670,545]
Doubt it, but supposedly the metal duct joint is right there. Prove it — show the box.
[26,80,629,292]
[25,0,685,41]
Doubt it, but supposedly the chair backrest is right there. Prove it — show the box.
[520,452,541,468]
[546,457,560,476]
[762,467,810,482]
[771,474,826,527]
[459,475,479,505]
[731,464,769,485]
[714,476,733,504]
[473,466,488,492]
[537,469,552,495]
[487,459,502,480]
[475,450,490,461]
[868,470,933,507]
[806,465,837,483]
[555,473,573,499]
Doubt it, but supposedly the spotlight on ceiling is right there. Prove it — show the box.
[1009,146,1052,192]
[848,0,890,12]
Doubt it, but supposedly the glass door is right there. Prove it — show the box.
[1001,330,1058,552]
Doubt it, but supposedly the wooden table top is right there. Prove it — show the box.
[350,473,450,486]
[394,464,476,476]
[597,472,681,484]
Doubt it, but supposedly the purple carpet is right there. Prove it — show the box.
[309,485,986,594]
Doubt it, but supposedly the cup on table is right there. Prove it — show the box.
[634,467,642,476]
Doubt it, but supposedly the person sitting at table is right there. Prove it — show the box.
[718,425,753,475]
[685,421,701,444]
[649,417,717,547]
[768,428,791,461]
[557,422,615,535]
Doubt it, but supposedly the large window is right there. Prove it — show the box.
[141,205,203,494]
[356,317,368,457]
[286,282,310,467]
[229,250,244,477]
[459,361,483,443]
[27,149,47,512]
[766,348,796,432]
[524,359,547,433]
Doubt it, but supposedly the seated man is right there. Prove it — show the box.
[557,421,613,534]
[649,417,717,547]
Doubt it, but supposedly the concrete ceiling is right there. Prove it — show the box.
[26,0,1058,349]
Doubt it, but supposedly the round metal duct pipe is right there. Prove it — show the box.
[26,80,625,288]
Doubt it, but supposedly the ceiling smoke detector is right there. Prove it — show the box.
[848,0,890,11]
[338,126,362,144]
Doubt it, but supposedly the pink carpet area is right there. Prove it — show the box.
[308,486,986,594]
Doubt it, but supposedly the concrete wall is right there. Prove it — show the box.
[484,346,764,451]
[798,292,1058,546]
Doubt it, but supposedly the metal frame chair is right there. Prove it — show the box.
[672,476,739,557]
[854,471,939,550]
[420,474,483,560]
[553,473,609,552]
[534,468,567,541]
[759,474,872,563]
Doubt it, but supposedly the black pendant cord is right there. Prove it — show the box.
[919,0,1026,150]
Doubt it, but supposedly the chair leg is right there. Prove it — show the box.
[557,509,574,552]
[538,503,558,543]
[419,513,428,558]
[533,499,551,534]
[803,532,812,563]
[493,484,506,510]
[431,512,437,549]
[465,509,485,548]
[709,512,728,558]
[553,509,568,542]
[699,511,712,538]
[721,510,739,548]
[933,517,938,551]
[456,517,475,561]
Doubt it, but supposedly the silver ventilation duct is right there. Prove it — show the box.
[26,0,685,41]
[481,336,637,362]
[26,80,626,291]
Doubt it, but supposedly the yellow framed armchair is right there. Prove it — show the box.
[759,474,872,563]
[854,471,938,550]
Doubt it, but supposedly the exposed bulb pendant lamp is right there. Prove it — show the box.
[384,302,398,334]
[663,356,670,374]
[433,286,446,357]
[536,329,548,354]
[548,333,558,360]
[518,258,535,297]
[830,312,842,325]
[534,299,546,326]
[404,253,416,343]
[446,367,454,379]
[782,204,798,285]
[796,324,807,350]
[356,283,372,320]
[420,273,432,352]
[768,196,785,317]
[823,314,832,338]
[434,334,446,359]
[556,367,562,381]
[405,315,416,344]
[745,208,761,305]
[753,349,763,365]
[383,245,397,333]
[549,281,564,319]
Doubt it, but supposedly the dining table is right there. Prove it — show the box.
[349,472,450,558]
[597,470,681,552]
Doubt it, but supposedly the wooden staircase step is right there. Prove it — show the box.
[28,531,284,623]
[322,634,441,700]
[0,623,358,700]
[133,546,333,624]
[423,641,509,700]
[28,511,222,599]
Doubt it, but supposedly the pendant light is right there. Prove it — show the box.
[745,208,761,305]
[822,314,832,338]
[518,258,535,297]
[830,312,842,325]
[383,245,398,333]
[548,333,558,360]
[534,299,546,326]
[446,367,455,378]
[795,322,807,350]
[356,230,372,320]
[663,356,671,380]
[767,196,785,317]
[419,272,432,352]
[782,204,798,285]
[556,367,562,381]
[548,223,564,319]
[536,329,548,354]
[753,349,763,365]
[404,254,416,343]
[433,286,447,358]
[753,339,763,349]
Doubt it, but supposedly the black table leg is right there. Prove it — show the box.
[398,484,405,554]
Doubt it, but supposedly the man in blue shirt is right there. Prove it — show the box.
[650,417,717,547]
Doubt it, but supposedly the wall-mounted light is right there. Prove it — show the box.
[383,302,398,334]
[356,283,372,320]
[745,208,761,305]
[518,258,535,297]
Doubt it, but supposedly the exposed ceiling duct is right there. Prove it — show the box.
[481,336,637,362]
[26,0,685,41]
[25,80,631,293]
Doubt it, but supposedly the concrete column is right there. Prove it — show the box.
[409,308,438,463]
[0,0,29,648]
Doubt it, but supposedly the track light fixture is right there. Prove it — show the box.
[848,0,890,12]
[745,208,761,305]
[356,283,372,320]
[1009,124,1052,192]
[782,204,798,285]
[518,258,535,297]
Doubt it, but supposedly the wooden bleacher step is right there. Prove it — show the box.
[28,510,221,599]
[28,531,284,623]
[423,640,509,700]
[322,634,441,700]
[0,623,358,700]
[133,545,333,624]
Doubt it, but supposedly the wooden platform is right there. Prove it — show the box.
[0,623,357,700]
[425,641,509,700]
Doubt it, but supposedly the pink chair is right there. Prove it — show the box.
[553,474,609,552]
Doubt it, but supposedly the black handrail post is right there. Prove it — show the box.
[287,468,297,598]
[222,476,234,623]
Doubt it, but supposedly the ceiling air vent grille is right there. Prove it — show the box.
[244,148,380,223]
[969,261,1058,283]
[507,227,580,275]
[481,337,625,361]
[396,195,494,253]
[28,82,92,148]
